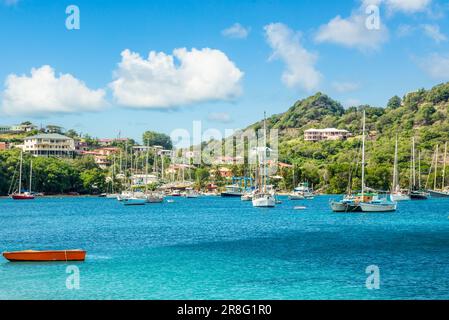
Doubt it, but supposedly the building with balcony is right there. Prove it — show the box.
[98,138,130,147]
[81,147,120,168]
[23,133,75,157]
[304,128,350,142]
[0,125,12,133]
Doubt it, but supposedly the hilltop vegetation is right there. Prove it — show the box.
[255,82,449,193]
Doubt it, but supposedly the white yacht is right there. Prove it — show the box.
[252,112,276,208]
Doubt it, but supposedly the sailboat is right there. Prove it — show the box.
[357,111,396,212]
[11,151,35,200]
[145,145,165,203]
[391,135,410,201]
[428,142,449,198]
[252,112,276,208]
[330,110,396,212]
[330,144,362,212]
[290,182,314,200]
[105,154,120,199]
[409,137,429,200]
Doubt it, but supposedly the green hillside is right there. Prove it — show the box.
[239,82,449,193]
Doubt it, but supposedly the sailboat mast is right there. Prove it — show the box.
[263,111,267,193]
[29,160,33,194]
[443,142,447,189]
[393,135,398,192]
[145,144,149,193]
[18,151,23,194]
[361,110,366,197]
[418,150,422,190]
[412,137,416,189]
[434,145,439,190]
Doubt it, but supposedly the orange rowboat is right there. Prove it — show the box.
[2,250,86,262]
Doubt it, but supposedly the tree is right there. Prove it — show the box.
[387,95,401,109]
[195,168,210,189]
[142,131,173,149]
[66,129,79,138]
[80,168,106,194]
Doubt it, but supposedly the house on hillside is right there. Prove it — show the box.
[98,138,130,147]
[304,128,351,142]
[46,125,64,134]
[81,147,120,168]
[22,133,75,157]
[0,125,12,133]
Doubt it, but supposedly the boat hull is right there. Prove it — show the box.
[359,202,397,212]
[330,200,362,212]
[147,196,164,203]
[11,194,35,200]
[410,191,429,200]
[3,250,86,262]
[390,193,411,201]
[252,195,276,208]
[122,198,146,206]
[330,200,348,212]
[428,190,449,198]
[221,192,243,197]
[289,194,305,200]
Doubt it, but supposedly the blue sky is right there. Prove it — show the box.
[1,0,449,143]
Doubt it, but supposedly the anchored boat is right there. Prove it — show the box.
[3,249,86,262]
[11,151,35,200]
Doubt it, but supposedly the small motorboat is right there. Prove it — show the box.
[294,206,307,210]
[122,197,146,206]
[241,193,253,201]
[2,249,86,262]
[146,193,164,203]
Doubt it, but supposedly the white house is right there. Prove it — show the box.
[23,133,75,157]
[304,128,350,142]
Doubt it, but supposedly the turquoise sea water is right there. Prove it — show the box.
[1,195,449,300]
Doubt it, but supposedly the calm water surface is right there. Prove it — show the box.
[1,195,449,299]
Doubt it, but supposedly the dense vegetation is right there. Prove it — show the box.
[1,82,449,195]
[0,149,108,195]
[260,82,449,193]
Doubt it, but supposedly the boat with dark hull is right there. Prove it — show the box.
[410,190,430,200]
[428,190,449,198]
[221,185,243,197]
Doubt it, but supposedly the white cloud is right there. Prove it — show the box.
[1,65,107,116]
[421,24,447,43]
[222,23,250,39]
[395,23,446,43]
[418,53,449,79]
[362,0,432,13]
[332,81,360,93]
[264,23,322,91]
[207,112,232,123]
[315,10,389,51]
[384,0,432,13]
[110,48,243,109]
